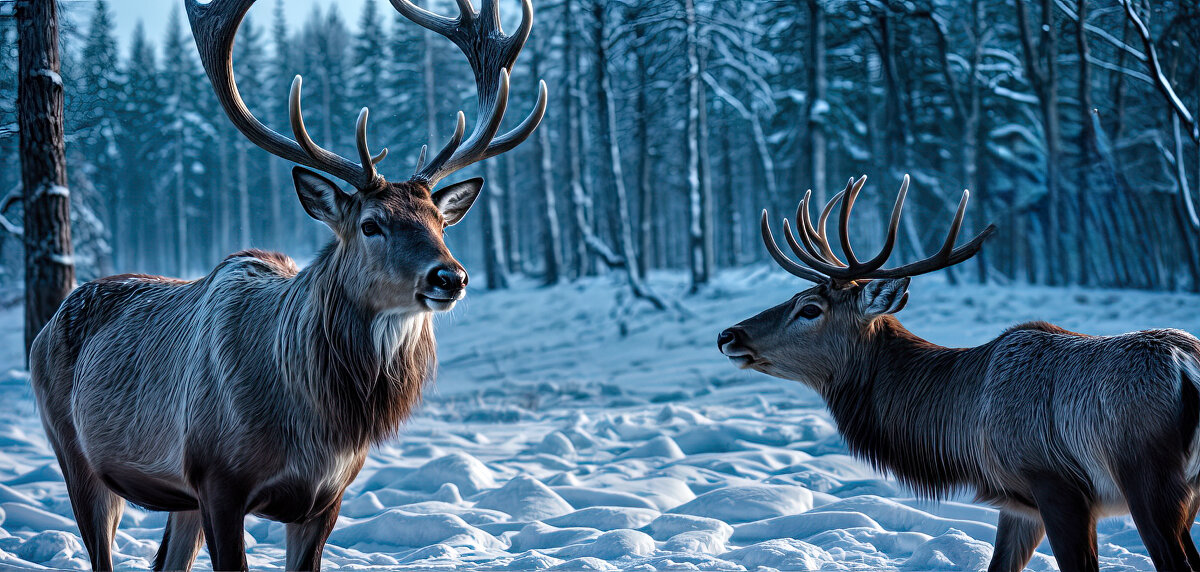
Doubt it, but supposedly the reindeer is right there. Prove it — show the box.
[719,175,1200,572]
[28,1,546,570]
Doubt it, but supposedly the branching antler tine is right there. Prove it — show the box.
[354,108,383,187]
[414,145,428,172]
[946,224,998,264]
[935,190,970,259]
[396,0,544,186]
[869,224,997,279]
[455,0,476,19]
[483,79,548,159]
[791,191,825,259]
[289,76,326,162]
[389,0,458,35]
[187,0,375,190]
[838,175,867,267]
[782,218,820,265]
[783,219,860,278]
[858,174,909,272]
[799,193,822,247]
[761,212,828,283]
[503,0,535,54]
[372,148,388,164]
[817,189,847,266]
[421,112,467,180]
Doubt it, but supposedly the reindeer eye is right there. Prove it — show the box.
[361,221,382,237]
[798,304,822,320]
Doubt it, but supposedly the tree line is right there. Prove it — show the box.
[0,0,1198,299]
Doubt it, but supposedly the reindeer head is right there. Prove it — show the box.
[186,0,547,313]
[719,175,996,389]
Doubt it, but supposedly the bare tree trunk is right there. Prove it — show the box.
[481,159,509,289]
[1016,0,1062,285]
[1074,0,1091,285]
[214,124,230,262]
[597,41,664,309]
[503,153,521,273]
[720,112,740,266]
[421,0,437,161]
[1172,113,1200,290]
[633,17,653,277]
[683,0,709,291]
[876,6,910,260]
[698,70,714,277]
[806,0,827,203]
[967,0,988,282]
[532,48,561,285]
[17,0,75,358]
[237,140,250,248]
[213,128,229,263]
[268,157,282,250]
[564,0,590,277]
[174,120,188,275]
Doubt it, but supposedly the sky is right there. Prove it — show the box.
[103,0,370,51]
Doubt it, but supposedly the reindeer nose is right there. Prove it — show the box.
[429,265,467,291]
[717,328,742,349]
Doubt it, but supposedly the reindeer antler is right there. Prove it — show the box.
[185,0,386,192]
[761,175,997,286]
[391,0,549,187]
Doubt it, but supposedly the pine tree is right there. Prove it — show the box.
[117,23,161,272]
[298,5,351,250]
[387,1,428,164]
[351,0,387,113]
[78,0,122,267]
[232,16,267,249]
[267,0,293,247]
[160,6,209,275]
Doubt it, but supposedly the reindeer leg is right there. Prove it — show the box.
[154,510,204,571]
[63,468,123,571]
[285,497,343,572]
[1030,477,1098,572]
[50,437,122,571]
[987,510,1045,572]
[1117,464,1192,572]
[1183,495,1200,572]
[198,489,248,572]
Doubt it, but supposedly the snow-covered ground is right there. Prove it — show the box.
[1,268,1199,570]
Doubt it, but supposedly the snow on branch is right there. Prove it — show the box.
[0,185,22,237]
[1121,0,1200,228]
[1121,0,1198,143]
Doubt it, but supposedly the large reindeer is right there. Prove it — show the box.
[719,175,1200,572]
[29,1,546,570]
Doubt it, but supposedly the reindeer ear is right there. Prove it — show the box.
[431,177,484,226]
[293,167,351,228]
[859,277,910,317]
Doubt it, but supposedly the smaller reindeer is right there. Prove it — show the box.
[719,175,1200,572]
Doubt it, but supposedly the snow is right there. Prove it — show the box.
[0,267,1199,569]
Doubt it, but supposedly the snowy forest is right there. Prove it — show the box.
[1,0,1199,294]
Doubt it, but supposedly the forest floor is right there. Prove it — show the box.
[0,268,1198,570]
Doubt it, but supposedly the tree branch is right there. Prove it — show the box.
[1121,0,1199,143]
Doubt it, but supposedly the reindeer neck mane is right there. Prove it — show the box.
[279,243,436,447]
[824,316,989,498]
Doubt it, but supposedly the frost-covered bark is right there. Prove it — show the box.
[17,0,74,357]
